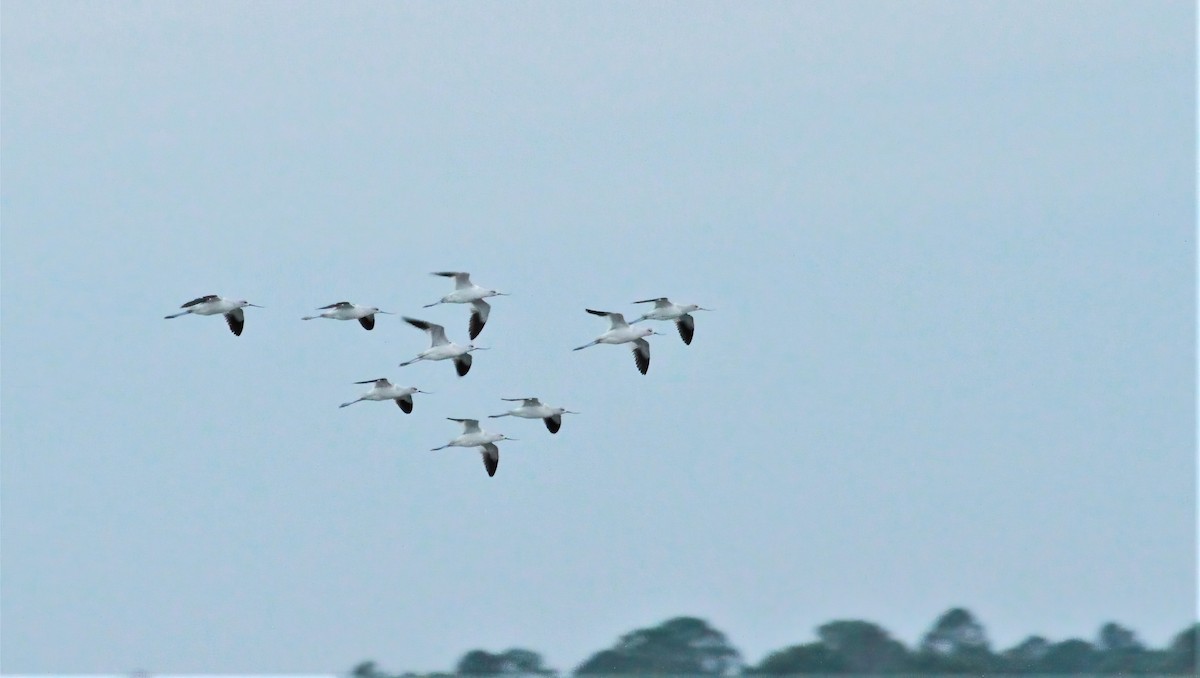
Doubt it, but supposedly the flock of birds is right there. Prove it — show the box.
[164,272,711,477]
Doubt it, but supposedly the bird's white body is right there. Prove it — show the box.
[164,295,263,336]
[574,309,661,374]
[304,302,387,321]
[631,297,712,345]
[399,317,484,376]
[178,297,245,316]
[423,272,508,339]
[339,378,428,412]
[594,325,655,345]
[431,418,515,477]
[426,271,506,304]
[489,397,579,434]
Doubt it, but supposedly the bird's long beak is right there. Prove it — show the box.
[469,345,491,351]
[565,410,581,415]
[377,310,395,315]
[698,307,715,312]
[247,303,265,308]
[416,389,433,394]
[422,301,440,308]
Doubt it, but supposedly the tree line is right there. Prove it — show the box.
[350,608,1197,676]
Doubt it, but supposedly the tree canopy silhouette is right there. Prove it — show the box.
[456,648,555,676]
[574,616,742,675]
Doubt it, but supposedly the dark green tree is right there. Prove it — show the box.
[1160,623,1198,674]
[574,616,742,675]
[458,650,503,675]
[749,642,845,674]
[1039,638,1099,673]
[815,620,910,673]
[912,607,997,673]
[1094,622,1149,674]
[351,661,391,678]
[1001,635,1051,673]
[456,648,554,675]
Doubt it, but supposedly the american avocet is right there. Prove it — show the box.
[302,302,393,330]
[489,397,579,434]
[338,378,430,413]
[422,271,509,339]
[430,418,517,477]
[398,317,487,377]
[164,295,263,336]
[632,297,713,345]
[573,309,662,375]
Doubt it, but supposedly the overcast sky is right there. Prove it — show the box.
[1,1,1194,674]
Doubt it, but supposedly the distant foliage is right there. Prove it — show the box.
[911,607,998,673]
[815,620,910,673]
[456,648,555,676]
[352,612,1200,677]
[574,616,742,675]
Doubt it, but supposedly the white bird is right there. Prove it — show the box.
[573,309,662,375]
[489,397,579,434]
[398,317,487,377]
[338,378,430,413]
[422,271,509,339]
[302,302,393,330]
[631,297,713,345]
[164,295,263,336]
[430,417,517,477]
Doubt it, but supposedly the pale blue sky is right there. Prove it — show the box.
[1,1,1194,674]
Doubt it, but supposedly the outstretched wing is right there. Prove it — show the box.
[586,308,628,329]
[632,297,669,306]
[454,353,472,377]
[544,415,562,434]
[358,314,375,330]
[396,396,413,414]
[353,378,389,385]
[181,295,219,308]
[224,308,245,336]
[432,271,471,288]
[632,338,650,375]
[469,299,490,340]
[318,301,352,309]
[480,443,499,477]
[403,317,448,345]
[448,418,481,433]
[676,314,695,345]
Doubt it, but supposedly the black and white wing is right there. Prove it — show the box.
[480,443,499,477]
[544,414,562,434]
[181,294,219,308]
[403,317,449,345]
[454,353,472,377]
[586,308,628,329]
[432,271,472,289]
[469,299,490,340]
[224,308,245,336]
[358,314,376,330]
[632,338,650,375]
[396,395,413,414]
[632,297,670,307]
[676,314,695,345]
[449,418,481,434]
